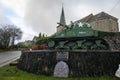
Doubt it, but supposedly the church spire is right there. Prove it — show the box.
[59,6,66,26]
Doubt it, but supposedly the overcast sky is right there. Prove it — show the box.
[0,0,120,42]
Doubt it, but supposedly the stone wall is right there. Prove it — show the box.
[18,50,120,77]
[102,32,120,50]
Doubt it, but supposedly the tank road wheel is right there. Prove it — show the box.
[65,41,77,50]
[90,44,98,50]
[76,40,85,49]
[55,41,69,50]
[82,40,94,50]
[72,42,78,50]
[47,40,55,48]
[95,40,108,50]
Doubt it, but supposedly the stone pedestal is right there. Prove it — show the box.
[53,61,69,78]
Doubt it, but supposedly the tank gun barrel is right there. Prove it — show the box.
[57,22,69,28]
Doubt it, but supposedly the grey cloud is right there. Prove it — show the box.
[24,0,120,35]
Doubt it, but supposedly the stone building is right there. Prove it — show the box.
[18,40,33,47]
[77,12,119,32]
[24,40,33,46]
[57,8,119,32]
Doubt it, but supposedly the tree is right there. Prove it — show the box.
[0,24,22,49]
[9,25,22,47]
[39,33,41,37]
[0,27,11,48]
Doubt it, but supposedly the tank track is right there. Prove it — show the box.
[47,37,109,50]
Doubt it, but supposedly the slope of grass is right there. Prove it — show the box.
[0,65,119,80]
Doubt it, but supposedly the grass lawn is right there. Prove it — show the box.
[0,48,18,53]
[0,49,5,52]
[0,65,119,80]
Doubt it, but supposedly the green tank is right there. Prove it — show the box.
[47,22,109,50]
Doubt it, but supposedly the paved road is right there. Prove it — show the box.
[0,51,21,67]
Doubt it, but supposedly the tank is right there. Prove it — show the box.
[47,22,109,50]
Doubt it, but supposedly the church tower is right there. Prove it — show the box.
[56,6,66,32]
